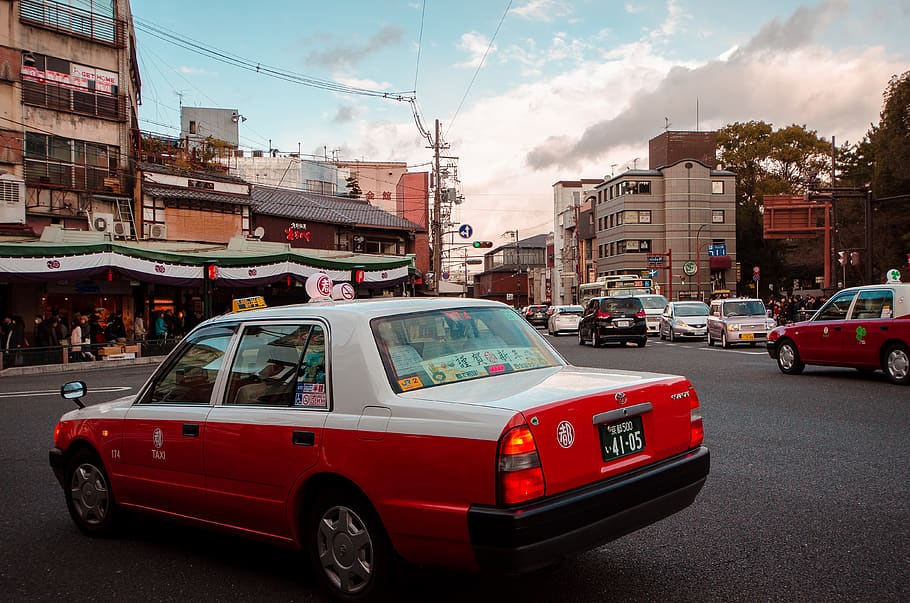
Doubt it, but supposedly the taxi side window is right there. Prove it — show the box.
[851,290,893,320]
[815,291,857,321]
[145,325,236,404]
[225,324,327,408]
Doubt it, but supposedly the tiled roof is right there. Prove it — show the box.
[144,184,253,206]
[251,185,424,232]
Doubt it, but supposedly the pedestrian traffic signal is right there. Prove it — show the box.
[849,252,860,267]
[837,251,847,266]
[205,261,218,281]
[351,267,365,284]
[473,241,493,248]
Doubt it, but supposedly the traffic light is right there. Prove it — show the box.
[351,266,365,284]
[472,241,493,248]
[203,260,218,319]
[837,251,847,266]
[205,262,218,281]
[849,252,860,267]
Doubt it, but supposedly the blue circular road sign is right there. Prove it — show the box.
[458,224,473,239]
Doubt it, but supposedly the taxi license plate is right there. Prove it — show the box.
[599,415,645,462]
[741,333,755,340]
[614,320,630,328]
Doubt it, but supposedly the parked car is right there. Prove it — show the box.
[49,291,709,601]
[707,297,776,348]
[635,294,669,336]
[523,304,550,327]
[659,301,710,341]
[767,274,909,385]
[578,296,648,347]
[547,304,584,335]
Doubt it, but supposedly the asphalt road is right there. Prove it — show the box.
[1,335,907,602]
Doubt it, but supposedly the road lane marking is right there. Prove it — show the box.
[0,386,132,399]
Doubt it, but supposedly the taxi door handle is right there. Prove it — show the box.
[833,326,842,331]
[183,423,199,437]
[879,325,888,331]
[292,430,314,446]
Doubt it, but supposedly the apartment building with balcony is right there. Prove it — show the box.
[552,179,601,305]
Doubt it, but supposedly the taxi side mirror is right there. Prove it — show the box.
[60,381,86,409]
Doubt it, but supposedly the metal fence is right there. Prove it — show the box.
[0,337,180,372]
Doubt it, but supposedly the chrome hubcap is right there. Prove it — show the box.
[780,345,795,370]
[70,463,109,525]
[887,348,909,380]
[317,505,373,595]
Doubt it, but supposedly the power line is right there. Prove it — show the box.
[414,0,426,93]
[446,0,513,138]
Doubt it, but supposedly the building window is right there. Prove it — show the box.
[616,212,623,226]
[189,121,197,134]
[623,181,651,195]
[609,214,613,229]
[24,132,118,190]
[638,210,651,224]
[712,210,725,224]
[712,181,724,194]
[21,52,122,120]
[625,240,640,252]
[609,242,615,256]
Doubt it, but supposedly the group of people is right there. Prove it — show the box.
[766,294,827,325]
[144,309,204,341]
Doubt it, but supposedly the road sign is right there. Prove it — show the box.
[753,273,760,282]
[466,259,483,265]
[442,271,450,280]
[458,224,473,239]
[708,244,727,257]
[683,261,698,276]
[647,268,659,278]
[647,255,665,265]
[753,265,760,275]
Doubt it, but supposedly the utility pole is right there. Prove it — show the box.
[432,119,442,295]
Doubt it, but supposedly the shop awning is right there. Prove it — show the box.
[0,228,414,288]
[709,255,732,271]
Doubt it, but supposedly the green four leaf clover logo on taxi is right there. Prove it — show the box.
[855,326,867,343]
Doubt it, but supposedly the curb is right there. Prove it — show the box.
[1,356,165,378]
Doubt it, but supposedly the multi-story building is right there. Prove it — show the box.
[593,131,736,301]
[473,233,548,308]
[552,179,601,305]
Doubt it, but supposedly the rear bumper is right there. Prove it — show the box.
[467,446,709,573]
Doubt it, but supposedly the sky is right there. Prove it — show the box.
[133,0,910,248]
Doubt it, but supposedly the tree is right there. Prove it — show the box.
[344,174,362,198]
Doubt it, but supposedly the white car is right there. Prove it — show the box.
[635,294,669,336]
[50,293,709,601]
[547,304,584,335]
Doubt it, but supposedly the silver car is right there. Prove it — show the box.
[659,301,710,341]
[636,294,669,336]
[547,304,584,335]
[706,298,777,348]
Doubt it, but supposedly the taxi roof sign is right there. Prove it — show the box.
[232,296,268,313]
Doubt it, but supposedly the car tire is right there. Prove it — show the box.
[64,449,120,537]
[707,332,714,346]
[578,330,585,346]
[637,337,647,348]
[659,327,666,341]
[721,331,730,349]
[305,487,394,602]
[776,339,805,375]
[882,342,910,385]
[669,328,675,343]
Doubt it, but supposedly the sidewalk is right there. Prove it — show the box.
[0,355,165,378]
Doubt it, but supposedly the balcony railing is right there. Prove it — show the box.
[20,0,127,48]
[22,80,127,122]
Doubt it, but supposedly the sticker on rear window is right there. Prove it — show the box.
[398,376,424,391]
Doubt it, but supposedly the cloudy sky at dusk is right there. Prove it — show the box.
[134,0,910,246]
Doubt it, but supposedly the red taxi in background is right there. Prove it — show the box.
[767,270,910,385]
[50,281,709,601]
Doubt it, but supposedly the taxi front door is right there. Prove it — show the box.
[798,291,856,364]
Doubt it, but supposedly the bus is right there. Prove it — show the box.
[579,275,654,305]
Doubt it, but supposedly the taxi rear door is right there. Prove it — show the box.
[844,289,895,367]
[203,321,329,539]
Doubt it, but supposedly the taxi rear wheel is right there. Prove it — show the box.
[306,488,393,601]
[64,450,119,536]
[776,340,805,375]
[882,343,909,385]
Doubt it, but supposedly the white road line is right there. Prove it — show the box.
[0,386,132,399]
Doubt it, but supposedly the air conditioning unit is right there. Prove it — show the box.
[91,213,115,232]
[149,223,167,239]
[112,221,130,237]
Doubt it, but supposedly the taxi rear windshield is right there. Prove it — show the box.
[372,307,563,393]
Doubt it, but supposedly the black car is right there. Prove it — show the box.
[524,304,550,327]
[578,296,647,347]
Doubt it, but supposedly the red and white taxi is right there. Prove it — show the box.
[767,270,910,385]
[50,289,709,601]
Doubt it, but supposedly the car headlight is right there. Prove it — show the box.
[766,320,777,329]
[728,323,740,331]
[676,319,688,327]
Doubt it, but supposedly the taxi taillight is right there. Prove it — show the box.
[689,395,704,448]
[497,425,545,505]
[54,422,62,447]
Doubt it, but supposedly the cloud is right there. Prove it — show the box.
[456,32,496,68]
[511,0,574,22]
[524,0,871,170]
[307,25,403,69]
[333,105,359,123]
[177,66,214,76]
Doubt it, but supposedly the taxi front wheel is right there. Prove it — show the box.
[776,340,805,375]
[306,488,393,601]
[883,343,909,385]
[64,450,120,536]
